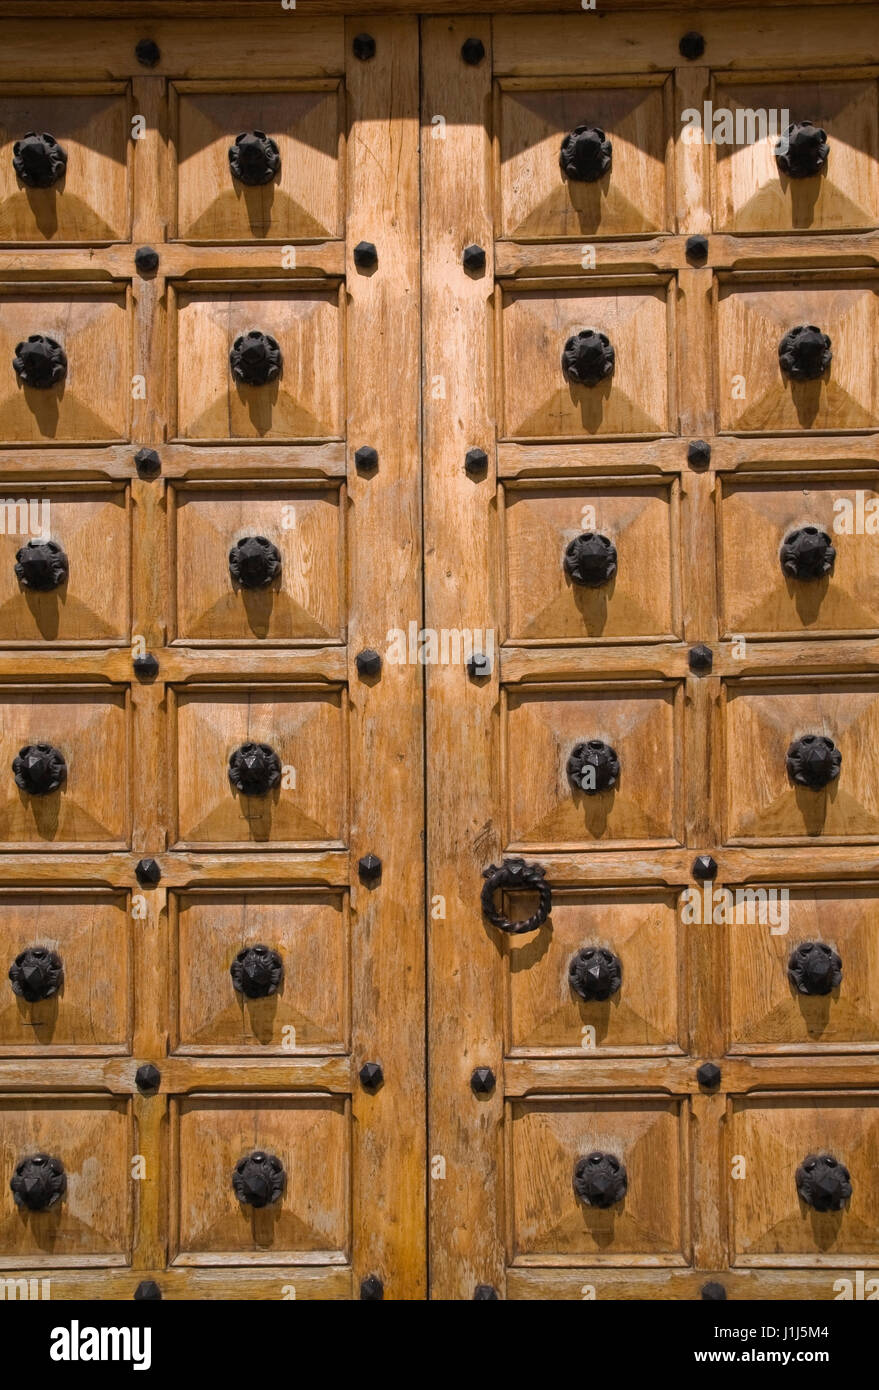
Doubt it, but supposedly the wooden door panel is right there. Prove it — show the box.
[0,1095,130,1267]
[496,77,672,240]
[173,285,342,441]
[729,1094,879,1264]
[718,475,879,639]
[170,483,344,645]
[501,282,673,439]
[723,679,879,844]
[0,84,130,243]
[503,890,684,1056]
[172,1095,349,1265]
[712,77,879,233]
[508,1098,687,1264]
[173,81,344,243]
[0,687,129,849]
[0,891,130,1055]
[173,889,349,1055]
[502,481,680,644]
[0,289,129,442]
[0,485,130,646]
[716,277,879,433]
[726,884,879,1052]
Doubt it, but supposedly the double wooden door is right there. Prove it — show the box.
[1,4,878,1301]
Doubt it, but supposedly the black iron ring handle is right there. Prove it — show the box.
[481,858,551,935]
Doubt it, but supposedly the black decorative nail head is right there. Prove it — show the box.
[796,1153,851,1212]
[359,1061,383,1090]
[229,536,282,590]
[134,1281,162,1301]
[778,325,832,381]
[356,648,382,678]
[352,33,376,61]
[464,447,489,476]
[573,1152,627,1209]
[133,653,159,679]
[775,122,829,179]
[481,858,551,935]
[786,734,841,791]
[354,445,378,473]
[788,941,842,996]
[701,1282,727,1301]
[360,1274,384,1301]
[689,643,713,674]
[135,1062,161,1092]
[687,439,711,468]
[228,132,281,187]
[8,947,63,1003]
[461,37,485,65]
[13,334,66,389]
[563,532,617,588]
[11,1154,66,1211]
[463,244,486,273]
[134,246,159,274]
[679,31,705,60]
[470,1066,496,1095]
[135,858,161,886]
[780,527,835,582]
[562,329,615,387]
[353,240,378,270]
[358,853,382,885]
[134,447,161,476]
[467,651,492,678]
[13,744,66,796]
[228,742,282,797]
[13,132,67,189]
[14,539,68,592]
[697,1061,721,1089]
[231,945,283,999]
[230,330,282,386]
[686,234,709,263]
[233,1151,285,1208]
[135,39,160,67]
[559,126,612,183]
[474,1284,499,1300]
[692,854,718,881]
[569,947,622,1002]
[567,739,620,795]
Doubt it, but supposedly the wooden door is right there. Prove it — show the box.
[0,13,425,1300]
[423,7,879,1301]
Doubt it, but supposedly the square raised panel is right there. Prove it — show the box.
[716,276,879,434]
[503,480,680,643]
[0,289,129,443]
[723,678,879,845]
[0,687,129,850]
[173,1094,349,1264]
[497,77,671,240]
[173,285,342,441]
[173,81,343,241]
[713,78,879,233]
[718,475,879,639]
[500,282,672,439]
[503,889,684,1056]
[173,889,348,1055]
[0,486,130,646]
[729,1094,879,1265]
[727,883,879,1053]
[508,1097,687,1265]
[0,1096,130,1268]
[0,85,130,243]
[504,683,683,850]
[173,685,346,849]
[0,891,130,1055]
[171,483,344,644]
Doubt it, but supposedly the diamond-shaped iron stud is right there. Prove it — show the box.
[697,1062,721,1090]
